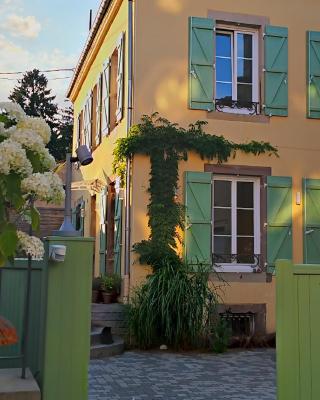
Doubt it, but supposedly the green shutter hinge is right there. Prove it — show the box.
[190,70,197,79]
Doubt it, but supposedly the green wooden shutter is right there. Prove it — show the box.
[188,17,215,111]
[99,188,107,274]
[116,32,125,123]
[267,176,292,273]
[113,193,123,275]
[307,31,320,119]
[184,171,212,266]
[102,59,110,136]
[264,26,288,117]
[71,207,77,228]
[95,74,102,146]
[80,200,85,236]
[303,179,320,263]
[76,114,81,149]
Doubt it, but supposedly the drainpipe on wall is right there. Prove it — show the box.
[123,0,134,301]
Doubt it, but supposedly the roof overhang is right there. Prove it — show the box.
[67,0,115,101]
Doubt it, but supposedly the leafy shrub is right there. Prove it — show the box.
[101,274,121,293]
[211,317,231,353]
[127,260,218,349]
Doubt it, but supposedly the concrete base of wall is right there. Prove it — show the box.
[0,368,40,400]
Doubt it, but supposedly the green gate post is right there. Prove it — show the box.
[276,259,299,400]
[41,236,94,400]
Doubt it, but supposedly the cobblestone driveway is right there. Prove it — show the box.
[89,349,276,400]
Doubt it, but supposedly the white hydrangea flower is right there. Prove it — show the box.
[0,122,7,137]
[17,231,44,259]
[0,102,26,122]
[9,129,56,171]
[10,129,45,154]
[39,147,56,171]
[16,116,51,144]
[0,139,32,176]
[21,172,65,204]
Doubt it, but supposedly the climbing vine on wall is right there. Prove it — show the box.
[113,113,278,270]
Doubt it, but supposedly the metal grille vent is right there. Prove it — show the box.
[220,312,255,336]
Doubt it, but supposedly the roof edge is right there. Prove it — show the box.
[66,0,113,99]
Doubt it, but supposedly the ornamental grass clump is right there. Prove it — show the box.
[127,260,218,350]
[0,102,64,265]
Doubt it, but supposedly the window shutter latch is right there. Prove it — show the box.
[190,70,197,79]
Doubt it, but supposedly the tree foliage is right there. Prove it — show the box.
[9,69,72,161]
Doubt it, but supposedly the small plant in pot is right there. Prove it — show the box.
[92,276,103,303]
[101,274,121,304]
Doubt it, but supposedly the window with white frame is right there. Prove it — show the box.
[212,176,260,271]
[215,26,259,113]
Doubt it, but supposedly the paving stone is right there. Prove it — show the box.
[89,349,276,400]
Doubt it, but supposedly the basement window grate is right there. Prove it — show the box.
[220,312,255,336]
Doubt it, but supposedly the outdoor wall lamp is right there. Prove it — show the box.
[53,145,93,236]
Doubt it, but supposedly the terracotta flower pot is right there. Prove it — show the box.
[102,291,112,304]
[92,290,99,303]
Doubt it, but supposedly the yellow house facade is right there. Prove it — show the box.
[68,0,320,335]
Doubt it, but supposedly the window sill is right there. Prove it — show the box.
[214,264,262,273]
[206,110,269,124]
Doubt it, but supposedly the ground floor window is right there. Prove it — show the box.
[212,175,260,269]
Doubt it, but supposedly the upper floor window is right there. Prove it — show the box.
[189,17,288,117]
[215,26,259,114]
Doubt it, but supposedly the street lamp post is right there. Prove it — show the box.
[53,145,93,237]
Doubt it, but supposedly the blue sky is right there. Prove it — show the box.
[0,0,100,107]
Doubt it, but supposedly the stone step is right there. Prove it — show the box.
[91,319,126,329]
[91,303,126,312]
[90,336,124,359]
[0,368,40,400]
[91,312,125,321]
[90,326,113,346]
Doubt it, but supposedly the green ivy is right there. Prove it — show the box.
[113,113,278,270]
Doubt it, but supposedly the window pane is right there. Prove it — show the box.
[213,236,231,263]
[237,84,252,102]
[237,33,252,58]
[237,237,254,263]
[214,180,231,207]
[237,182,254,208]
[214,208,231,235]
[216,82,232,100]
[216,58,232,82]
[237,59,252,83]
[237,209,254,235]
[216,33,231,57]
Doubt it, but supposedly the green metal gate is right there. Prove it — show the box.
[277,259,320,400]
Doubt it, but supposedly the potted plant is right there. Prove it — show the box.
[92,276,102,303]
[101,274,121,304]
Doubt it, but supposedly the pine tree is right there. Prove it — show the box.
[9,69,73,161]
[53,106,73,161]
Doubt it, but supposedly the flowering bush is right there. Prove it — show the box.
[0,102,64,265]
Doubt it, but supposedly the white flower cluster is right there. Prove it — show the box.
[10,129,56,171]
[17,231,44,259]
[16,116,51,144]
[21,172,65,204]
[0,102,26,122]
[0,139,32,176]
[10,129,45,154]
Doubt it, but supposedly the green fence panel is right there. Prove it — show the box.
[41,237,94,400]
[276,259,320,400]
[0,259,47,377]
